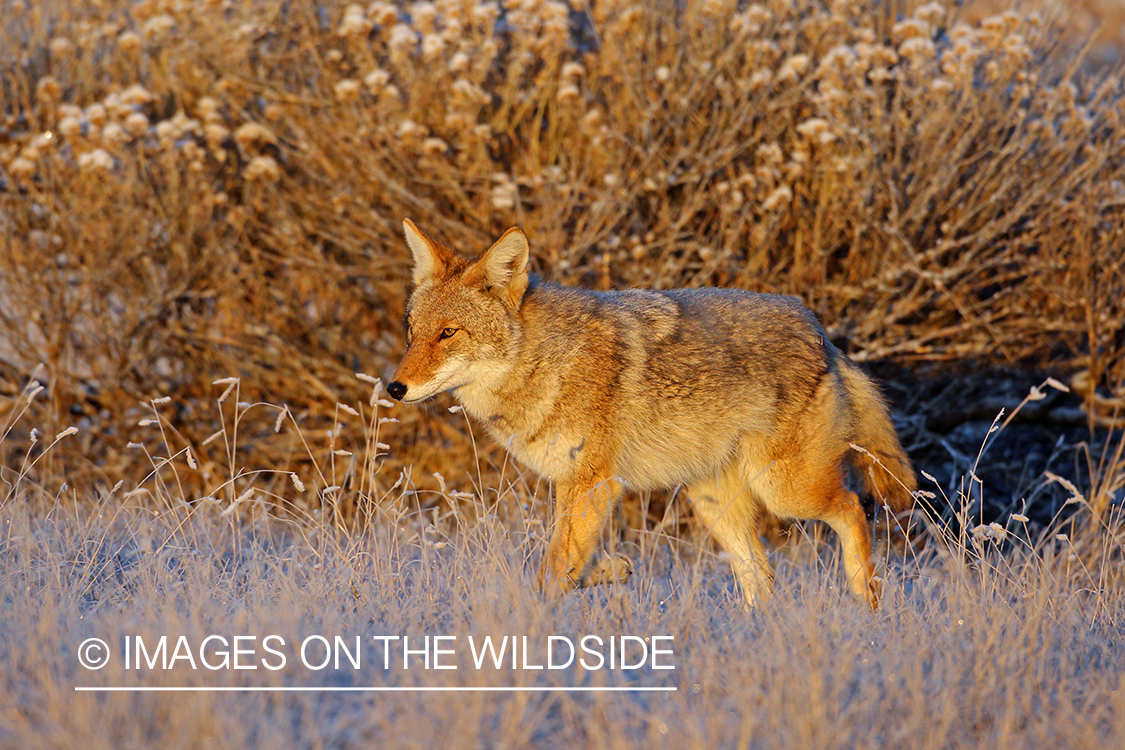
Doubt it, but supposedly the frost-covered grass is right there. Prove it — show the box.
[2,487,1124,749]
[2,377,1125,748]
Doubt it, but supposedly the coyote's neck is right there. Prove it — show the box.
[451,342,573,475]
[450,284,547,433]
[452,362,518,421]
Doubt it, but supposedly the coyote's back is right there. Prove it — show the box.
[387,220,917,609]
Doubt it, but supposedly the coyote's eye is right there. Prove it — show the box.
[439,327,458,340]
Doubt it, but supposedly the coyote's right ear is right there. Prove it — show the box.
[466,227,530,307]
[403,219,454,286]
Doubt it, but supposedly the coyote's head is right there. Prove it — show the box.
[386,220,530,404]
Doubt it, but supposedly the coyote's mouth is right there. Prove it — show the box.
[398,370,460,404]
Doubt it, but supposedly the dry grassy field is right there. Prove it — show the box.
[2,0,1125,747]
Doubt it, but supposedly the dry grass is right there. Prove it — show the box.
[2,455,1124,748]
[2,0,1124,496]
[3,374,1125,747]
[2,1,1125,746]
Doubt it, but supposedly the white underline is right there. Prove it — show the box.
[75,686,676,693]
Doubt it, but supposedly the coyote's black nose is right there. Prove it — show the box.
[387,381,407,400]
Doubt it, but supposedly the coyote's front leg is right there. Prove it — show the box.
[539,474,627,595]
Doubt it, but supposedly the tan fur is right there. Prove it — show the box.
[389,221,918,609]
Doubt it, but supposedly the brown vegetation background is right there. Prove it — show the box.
[1,0,1124,521]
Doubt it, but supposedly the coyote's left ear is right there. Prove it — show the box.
[403,218,457,287]
[466,227,529,306]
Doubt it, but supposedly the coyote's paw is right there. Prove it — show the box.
[578,554,634,588]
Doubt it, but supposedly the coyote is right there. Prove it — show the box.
[387,220,916,609]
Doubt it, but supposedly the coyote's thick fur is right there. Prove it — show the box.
[388,221,916,608]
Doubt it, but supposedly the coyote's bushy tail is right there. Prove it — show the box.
[841,362,917,513]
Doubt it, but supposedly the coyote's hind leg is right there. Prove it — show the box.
[823,487,879,609]
[688,473,774,609]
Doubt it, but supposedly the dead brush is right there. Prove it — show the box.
[0,0,1122,522]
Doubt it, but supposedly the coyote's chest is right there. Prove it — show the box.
[479,411,588,481]
[453,363,596,482]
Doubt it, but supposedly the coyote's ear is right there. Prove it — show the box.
[403,218,453,286]
[466,227,530,306]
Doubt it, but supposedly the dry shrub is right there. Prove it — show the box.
[1,0,1124,511]
[959,0,1125,59]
